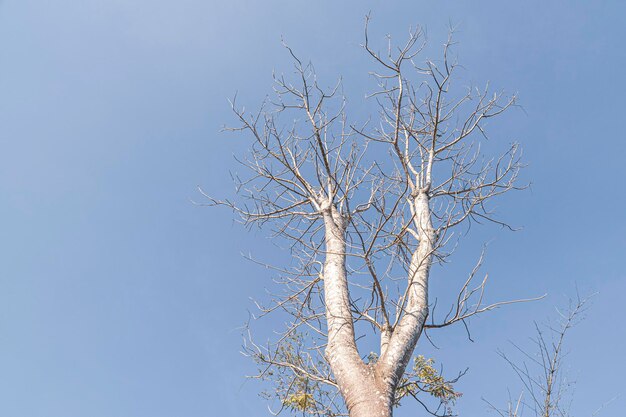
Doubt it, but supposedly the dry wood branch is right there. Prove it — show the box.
[488,295,593,417]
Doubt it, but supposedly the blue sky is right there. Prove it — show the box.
[1,1,625,416]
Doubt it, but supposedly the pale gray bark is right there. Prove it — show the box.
[320,192,437,417]
[322,205,398,417]
[379,191,434,386]
[322,207,362,397]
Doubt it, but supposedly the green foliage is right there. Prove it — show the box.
[251,331,342,416]
[283,388,315,412]
[394,355,462,414]
[366,351,379,364]
[413,355,462,402]
[250,329,462,416]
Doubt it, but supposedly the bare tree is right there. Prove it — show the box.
[203,17,533,417]
[487,296,591,417]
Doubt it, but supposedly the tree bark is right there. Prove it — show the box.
[321,193,435,417]
[346,369,394,417]
[322,206,365,403]
[378,191,433,387]
[322,205,397,417]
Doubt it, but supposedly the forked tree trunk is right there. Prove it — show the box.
[343,367,394,417]
[322,206,395,417]
[322,192,434,417]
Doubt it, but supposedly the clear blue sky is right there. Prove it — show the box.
[1,1,624,416]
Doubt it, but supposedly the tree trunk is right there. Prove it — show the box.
[322,206,368,405]
[322,193,434,417]
[342,366,394,417]
[350,397,393,417]
[322,205,396,417]
[378,191,433,385]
